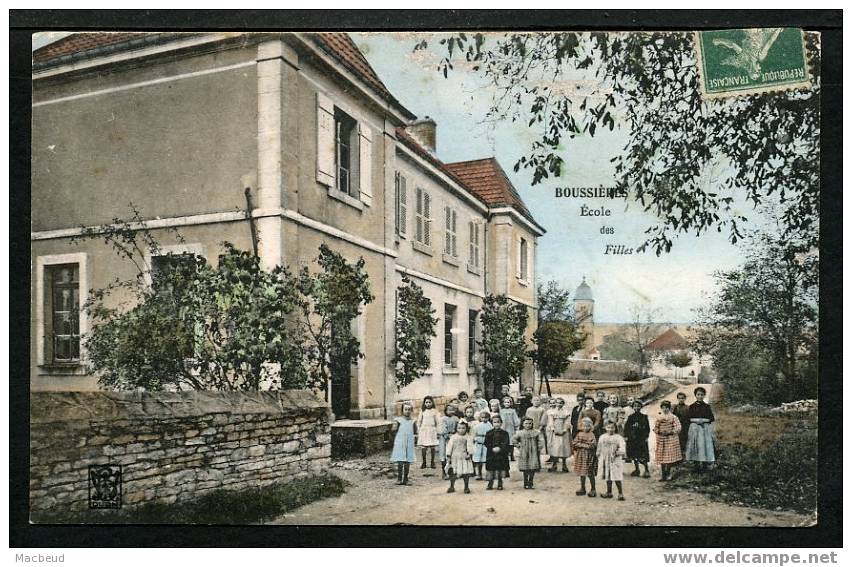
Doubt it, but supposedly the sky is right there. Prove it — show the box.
[33,31,759,323]
[352,32,756,323]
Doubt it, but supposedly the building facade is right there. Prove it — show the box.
[30,32,545,419]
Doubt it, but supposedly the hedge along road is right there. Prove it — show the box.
[271,385,812,527]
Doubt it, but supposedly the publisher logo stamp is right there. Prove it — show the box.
[88,464,122,509]
[696,28,810,98]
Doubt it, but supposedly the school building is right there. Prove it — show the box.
[30,32,545,419]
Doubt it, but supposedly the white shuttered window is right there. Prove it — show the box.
[415,187,431,246]
[444,207,457,257]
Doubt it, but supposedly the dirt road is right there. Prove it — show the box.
[272,384,813,527]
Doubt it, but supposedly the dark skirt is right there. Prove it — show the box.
[626,438,649,462]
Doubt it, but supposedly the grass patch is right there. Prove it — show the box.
[32,473,349,525]
[669,407,816,514]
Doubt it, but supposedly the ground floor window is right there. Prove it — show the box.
[444,304,457,368]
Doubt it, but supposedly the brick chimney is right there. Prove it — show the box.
[407,116,437,153]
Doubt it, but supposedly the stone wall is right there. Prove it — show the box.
[544,376,660,401]
[30,390,331,513]
[557,359,636,382]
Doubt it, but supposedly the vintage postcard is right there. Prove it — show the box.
[28,26,821,531]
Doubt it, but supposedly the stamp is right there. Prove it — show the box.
[88,464,122,509]
[695,28,811,98]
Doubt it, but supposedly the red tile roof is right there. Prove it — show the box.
[32,31,410,116]
[444,158,534,223]
[395,127,487,206]
[646,328,689,351]
[32,32,146,63]
[311,32,399,108]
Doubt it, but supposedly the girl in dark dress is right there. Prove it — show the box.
[484,414,510,490]
[672,392,691,455]
[624,400,651,477]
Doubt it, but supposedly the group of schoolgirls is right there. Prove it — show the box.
[389,386,715,498]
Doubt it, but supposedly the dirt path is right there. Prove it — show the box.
[271,385,813,527]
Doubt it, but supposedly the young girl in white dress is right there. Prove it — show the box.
[597,420,627,500]
[445,420,475,493]
[417,396,439,469]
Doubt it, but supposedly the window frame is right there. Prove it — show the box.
[444,303,458,369]
[468,309,479,369]
[444,206,458,258]
[414,186,432,250]
[36,253,88,367]
[334,108,359,199]
[395,172,408,238]
[518,236,530,285]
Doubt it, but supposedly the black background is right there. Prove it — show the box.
[9,9,843,548]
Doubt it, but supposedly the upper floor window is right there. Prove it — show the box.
[395,172,408,238]
[468,220,480,269]
[44,263,80,363]
[334,108,358,198]
[444,206,458,257]
[517,236,530,284]
[415,187,432,247]
[316,92,373,207]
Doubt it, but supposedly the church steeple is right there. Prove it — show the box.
[574,278,595,357]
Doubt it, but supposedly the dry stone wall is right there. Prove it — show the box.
[30,390,331,513]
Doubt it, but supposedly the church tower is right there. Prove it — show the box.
[574,278,595,357]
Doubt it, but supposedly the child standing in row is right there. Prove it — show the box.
[484,414,510,490]
[445,420,475,493]
[572,417,597,497]
[472,411,493,480]
[525,396,546,431]
[488,398,501,419]
[417,396,439,469]
[545,396,571,472]
[597,420,626,500]
[580,398,603,437]
[460,404,477,429]
[685,386,716,471]
[513,417,542,489]
[624,400,651,478]
[438,404,459,480]
[499,397,520,462]
[603,394,626,435]
[473,388,489,415]
[391,403,418,485]
[654,400,683,481]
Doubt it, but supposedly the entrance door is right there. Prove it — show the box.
[331,373,352,419]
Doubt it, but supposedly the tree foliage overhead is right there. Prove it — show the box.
[416,31,820,254]
[393,275,438,391]
[480,294,529,394]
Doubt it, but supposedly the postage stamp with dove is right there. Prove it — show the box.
[695,28,811,98]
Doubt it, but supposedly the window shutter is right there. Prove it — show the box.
[451,210,457,257]
[399,176,407,236]
[516,235,522,279]
[444,207,451,254]
[469,221,474,263]
[316,92,335,187]
[358,122,373,206]
[527,239,533,282]
[394,173,400,235]
[423,192,431,247]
